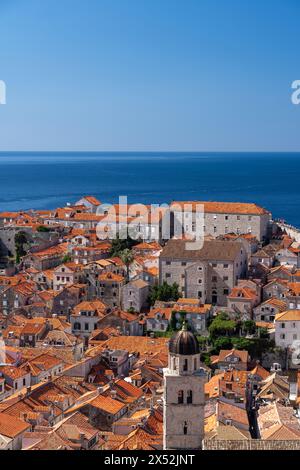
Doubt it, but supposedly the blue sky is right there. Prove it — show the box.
[0,0,300,151]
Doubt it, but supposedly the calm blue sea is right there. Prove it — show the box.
[0,152,299,226]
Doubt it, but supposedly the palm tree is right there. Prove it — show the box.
[120,248,134,282]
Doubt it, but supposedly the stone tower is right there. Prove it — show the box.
[163,324,207,450]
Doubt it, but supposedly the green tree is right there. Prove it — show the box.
[170,310,177,331]
[213,336,234,352]
[36,225,50,232]
[15,231,28,264]
[208,315,237,339]
[109,230,140,257]
[127,307,136,314]
[242,320,256,335]
[148,282,180,306]
[257,326,269,339]
[120,248,134,281]
[62,254,72,263]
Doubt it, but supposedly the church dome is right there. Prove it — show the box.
[168,323,200,356]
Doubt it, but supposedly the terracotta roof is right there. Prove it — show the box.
[218,401,249,427]
[177,298,200,305]
[288,283,300,296]
[81,196,101,206]
[171,201,269,215]
[29,243,68,259]
[218,349,249,363]
[0,365,29,380]
[276,310,300,321]
[21,321,46,336]
[89,395,126,415]
[126,279,149,289]
[263,424,300,440]
[143,267,159,277]
[257,298,287,311]
[0,413,30,438]
[134,242,162,251]
[98,272,124,282]
[228,287,257,300]
[250,364,271,380]
[205,373,224,399]
[73,300,108,315]
[115,426,162,450]
[160,239,243,261]
[88,336,168,359]
[147,308,173,320]
[256,321,275,329]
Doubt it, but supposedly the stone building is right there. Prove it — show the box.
[171,201,271,242]
[275,310,300,349]
[163,325,207,450]
[121,279,149,312]
[159,239,247,306]
[53,262,85,291]
[96,272,125,308]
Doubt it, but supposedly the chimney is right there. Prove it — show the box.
[79,432,85,448]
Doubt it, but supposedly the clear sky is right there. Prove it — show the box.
[0,0,300,151]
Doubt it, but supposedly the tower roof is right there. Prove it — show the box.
[168,324,200,356]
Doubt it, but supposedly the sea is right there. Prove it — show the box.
[0,151,299,226]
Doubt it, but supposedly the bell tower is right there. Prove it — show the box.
[163,323,207,450]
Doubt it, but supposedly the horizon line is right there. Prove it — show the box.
[1,150,300,154]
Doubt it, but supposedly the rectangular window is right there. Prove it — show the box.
[187,390,193,404]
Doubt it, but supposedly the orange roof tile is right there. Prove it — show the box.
[0,413,30,437]
[90,395,126,415]
[171,201,269,215]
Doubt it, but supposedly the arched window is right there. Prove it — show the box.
[178,390,184,404]
[183,421,188,435]
[183,359,188,371]
[187,390,193,404]
[194,358,197,370]
[173,357,177,370]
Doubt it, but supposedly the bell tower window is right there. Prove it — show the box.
[187,390,193,404]
[183,421,188,435]
[178,390,184,404]
[183,359,188,371]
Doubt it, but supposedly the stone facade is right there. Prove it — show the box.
[159,239,247,306]
[163,346,207,450]
[121,279,149,312]
[171,201,271,242]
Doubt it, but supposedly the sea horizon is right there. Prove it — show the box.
[0,151,299,228]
